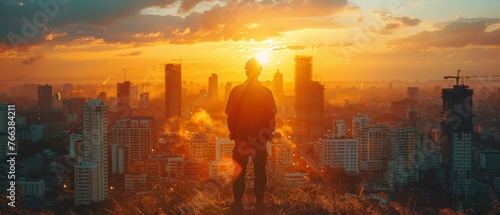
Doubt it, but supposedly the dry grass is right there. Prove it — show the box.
[2,172,499,214]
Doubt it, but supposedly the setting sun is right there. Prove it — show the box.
[255,52,271,65]
[0,0,499,213]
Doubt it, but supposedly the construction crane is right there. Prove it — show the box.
[444,69,500,85]
[444,69,464,85]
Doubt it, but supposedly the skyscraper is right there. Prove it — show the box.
[0,103,12,133]
[273,69,284,99]
[75,99,108,205]
[387,127,419,187]
[442,84,473,200]
[318,138,358,175]
[117,81,131,120]
[0,103,13,161]
[294,55,324,139]
[140,92,149,109]
[332,119,346,138]
[407,87,419,106]
[358,126,389,171]
[189,134,210,162]
[61,83,73,99]
[208,73,218,103]
[225,82,232,103]
[165,64,182,120]
[37,84,52,113]
[352,113,369,138]
[111,116,155,174]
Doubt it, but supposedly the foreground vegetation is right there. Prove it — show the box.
[2,169,499,214]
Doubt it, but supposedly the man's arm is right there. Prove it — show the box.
[225,88,238,140]
[267,90,278,140]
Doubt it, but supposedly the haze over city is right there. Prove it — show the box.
[1,0,500,214]
[1,0,499,87]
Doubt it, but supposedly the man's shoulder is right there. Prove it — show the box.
[257,84,273,95]
[231,84,245,94]
[235,81,272,95]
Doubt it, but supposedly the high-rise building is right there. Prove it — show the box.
[189,134,209,162]
[273,69,284,99]
[294,55,324,139]
[391,99,415,119]
[37,84,52,113]
[165,64,182,120]
[140,92,149,109]
[117,81,131,119]
[69,133,83,161]
[216,138,233,161]
[351,113,369,138]
[53,93,62,110]
[74,161,99,205]
[17,179,45,198]
[495,177,500,195]
[130,86,139,101]
[387,127,419,187]
[358,126,389,171]
[70,89,85,98]
[407,87,419,106]
[442,84,473,200]
[110,144,126,174]
[391,127,417,168]
[147,155,184,182]
[0,103,13,133]
[124,173,147,192]
[269,138,294,172]
[208,73,218,103]
[62,83,73,99]
[74,99,108,205]
[318,138,358,175]
[332,119,346,138]
[112,116,154,161]
[225,82,232,102]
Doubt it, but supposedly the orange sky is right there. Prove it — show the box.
[0,0,499,86]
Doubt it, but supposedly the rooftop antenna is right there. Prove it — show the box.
[122,69,136,82]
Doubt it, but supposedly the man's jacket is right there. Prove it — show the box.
[225,80,277,142]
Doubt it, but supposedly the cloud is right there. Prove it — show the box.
[394,17,421,27]
[115,51,144,57]
[368,11,421,35]
[179,0,206,13]
[379,16,421,34]
[0,0,352,50]
[21,48,44,65]
[389,17,500,49]
[271,45,308,51]
[0,0,176,49]
[287,45,308,50]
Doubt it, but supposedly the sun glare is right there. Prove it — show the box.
[255,52,271,64]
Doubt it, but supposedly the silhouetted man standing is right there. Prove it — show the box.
[225,58,277,212]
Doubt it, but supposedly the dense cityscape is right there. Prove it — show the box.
[0,55,499,213]
[1,0,500,214]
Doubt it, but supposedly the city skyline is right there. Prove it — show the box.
[0,0,499,86]
[0,0,499,213]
